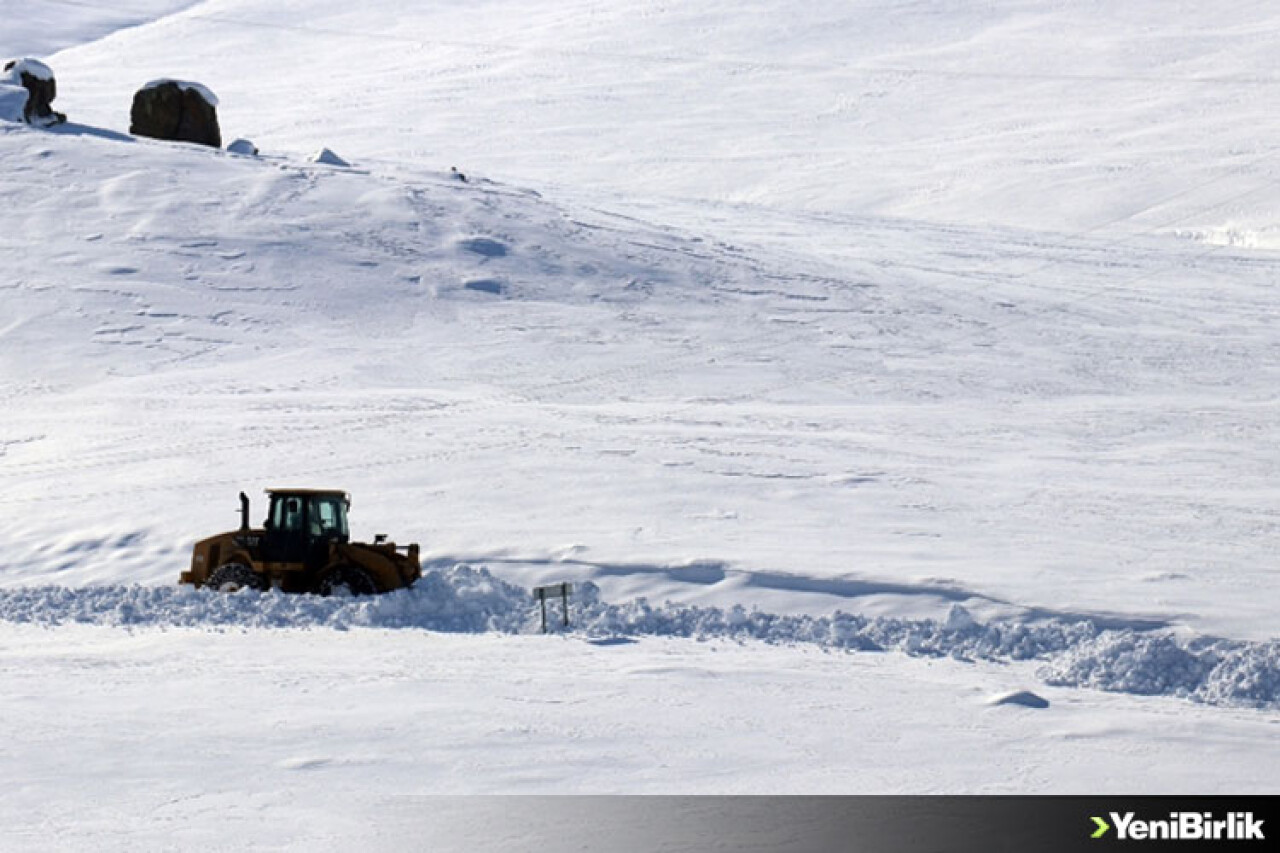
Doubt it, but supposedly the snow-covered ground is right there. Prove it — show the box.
[2,0,1278,845]
[3,623,1276,850]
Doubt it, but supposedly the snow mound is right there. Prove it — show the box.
[0,84,26,122]
[0,573,1276,710]
[1041,633,1280,708]
[0,565,534,633]
[987,690,1050,709]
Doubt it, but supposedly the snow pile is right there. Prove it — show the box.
[346,565,535,632]
[1042,633,1280,708]
[0,84,25,121]
[1196,643,1280,707]
[1040,632,1216,697]
[0,565,536,633]
[575,598,1280,709]
[1,570,1276,709]
[572,594,1098,661]
[575,597,1280,709]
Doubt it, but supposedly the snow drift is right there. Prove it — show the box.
[1,567,1275,710]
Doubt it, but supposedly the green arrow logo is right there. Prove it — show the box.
[1091,816,1111,839]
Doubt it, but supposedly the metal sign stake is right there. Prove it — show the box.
[533,582,573,633]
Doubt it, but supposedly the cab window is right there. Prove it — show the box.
[270,495,305,532]
[308,495,349,539]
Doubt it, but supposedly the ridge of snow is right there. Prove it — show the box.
[1,567,1276,711]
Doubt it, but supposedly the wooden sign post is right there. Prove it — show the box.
[533,582,573,633]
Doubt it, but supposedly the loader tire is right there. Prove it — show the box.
[316,565,378,597]
[207,562,264,593]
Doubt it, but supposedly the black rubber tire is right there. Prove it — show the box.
[206,562,265,593]
[315,565,378,597]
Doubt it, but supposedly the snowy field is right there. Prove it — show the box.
[2,0,1279,846]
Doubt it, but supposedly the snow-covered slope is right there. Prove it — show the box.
[46,0,1280,241]
[0,0,1277,831]
[3,106,1276,640]
[2,0,201,58]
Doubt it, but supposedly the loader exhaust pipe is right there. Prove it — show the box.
[239,491,250,531]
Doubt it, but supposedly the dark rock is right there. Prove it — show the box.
[2,58,65,126]
[130,80,221,148]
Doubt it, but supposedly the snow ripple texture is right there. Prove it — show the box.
[1,565,1276,710]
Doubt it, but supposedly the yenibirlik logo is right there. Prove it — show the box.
[1091,812,1265,842]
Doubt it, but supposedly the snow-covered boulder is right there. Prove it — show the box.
[226,138,258,155]
[1,58,64,126]
[129,79,221,148]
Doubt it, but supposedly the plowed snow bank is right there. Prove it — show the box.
[2,566,1275,710]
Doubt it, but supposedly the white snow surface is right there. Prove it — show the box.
[0,0,202,58]
[1,0,1278,843]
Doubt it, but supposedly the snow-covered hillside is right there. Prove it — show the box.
[5,54,1277,640]
[41,0,1280,242]
[1,0,1277,844]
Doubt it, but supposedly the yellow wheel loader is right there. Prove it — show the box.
[182,489,421,595]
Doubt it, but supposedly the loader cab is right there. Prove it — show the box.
[262,490,350,565]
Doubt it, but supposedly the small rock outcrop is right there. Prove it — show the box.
[1,58,65,126]
[130,80,221,148]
